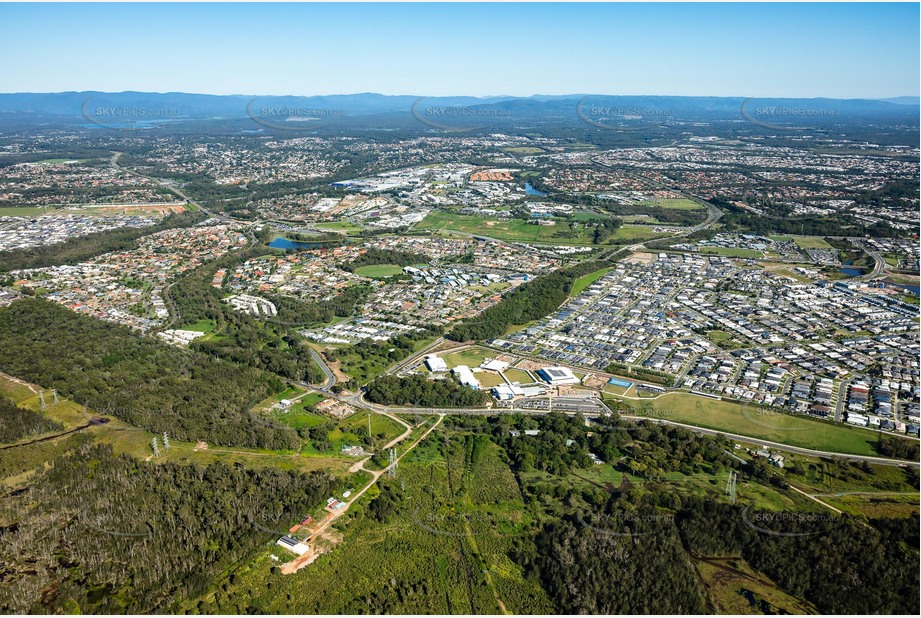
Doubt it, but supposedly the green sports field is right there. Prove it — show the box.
[354,264,404,278]
[620,392,900,457]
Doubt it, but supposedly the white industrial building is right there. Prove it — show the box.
[491,384,546,400]
[425,354,448,372]
[537,366,580,385]
[275,536,309,556]
[453,365,481,389]
[480,359,510,372]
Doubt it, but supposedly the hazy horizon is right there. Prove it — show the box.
[1,3,918,99]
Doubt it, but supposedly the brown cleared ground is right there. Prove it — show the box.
[692,555,817,614]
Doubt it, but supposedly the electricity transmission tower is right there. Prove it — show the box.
[725,471,737,504]
[151,436,160,458]
[39,390,46,411]
[162,432,170,450]
[388,448,397,478]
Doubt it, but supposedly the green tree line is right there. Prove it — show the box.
[0,444,338,614]
[0,298,297,449]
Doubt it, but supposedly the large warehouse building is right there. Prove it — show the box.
[537,366,580,386]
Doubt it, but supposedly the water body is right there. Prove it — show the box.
[524,182,547,197]
[888,282,920,296]
[839,261,867,278]
[268,237,324,250]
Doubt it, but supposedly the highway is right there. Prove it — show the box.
[293,376,919,469]
[308,348,337,391]
[860,250,887,281]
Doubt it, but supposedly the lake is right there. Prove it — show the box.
[839,261,866,277]
[268,237,324,250]
[524,182,547,197]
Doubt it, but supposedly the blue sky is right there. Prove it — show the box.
[1,2,917,98]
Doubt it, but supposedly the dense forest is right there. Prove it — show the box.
[599,202,707,226]
[447,258,615,341]
[0,444,338,614]
[0,298,297,449]
[341,247,429,272]
[440,413,919,615]
[364,374,490,407]
[675,496,919,614]
[0,397,63,444]
[0,210,206,272]
[529,509,708,614]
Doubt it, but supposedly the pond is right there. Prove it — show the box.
[268,237,325,250]
[524,182,547,197]
[839,261,867,277]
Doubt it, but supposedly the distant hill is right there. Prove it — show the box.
[876,96,920,106]
[0,91,915,131]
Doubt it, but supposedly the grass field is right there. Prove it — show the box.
[821,492,919,519]
[417,211,599,245]
[503,146,545,154]
[571,267,612,295]
[706,329,748,350]
[354,264,403,278]
[612,224,668,241]
[791,236,833,250]
[0,374,352,483]
[315,221,362,233]
[268,405,328,431]
[0,206,78,216]
[640,198,705,211]
[181,319,217,333]
[619,392,895,457]
[698,247,764,259]
[503,368,533,384]
[438,347,494,369]
[418,211,666,245]
[33,158,82,164]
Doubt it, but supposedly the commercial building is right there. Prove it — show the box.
[275,536,309,556]
[480,359,510,372]
[453,365,481,389]
[537,366,580,385]
[425,354,448,372]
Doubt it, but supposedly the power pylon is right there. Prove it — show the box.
[725,471,737,504]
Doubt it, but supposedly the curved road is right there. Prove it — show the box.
[308,348,337,390]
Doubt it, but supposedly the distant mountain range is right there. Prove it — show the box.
[0,91,916,130]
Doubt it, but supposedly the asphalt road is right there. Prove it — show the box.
[308,348,337,391]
